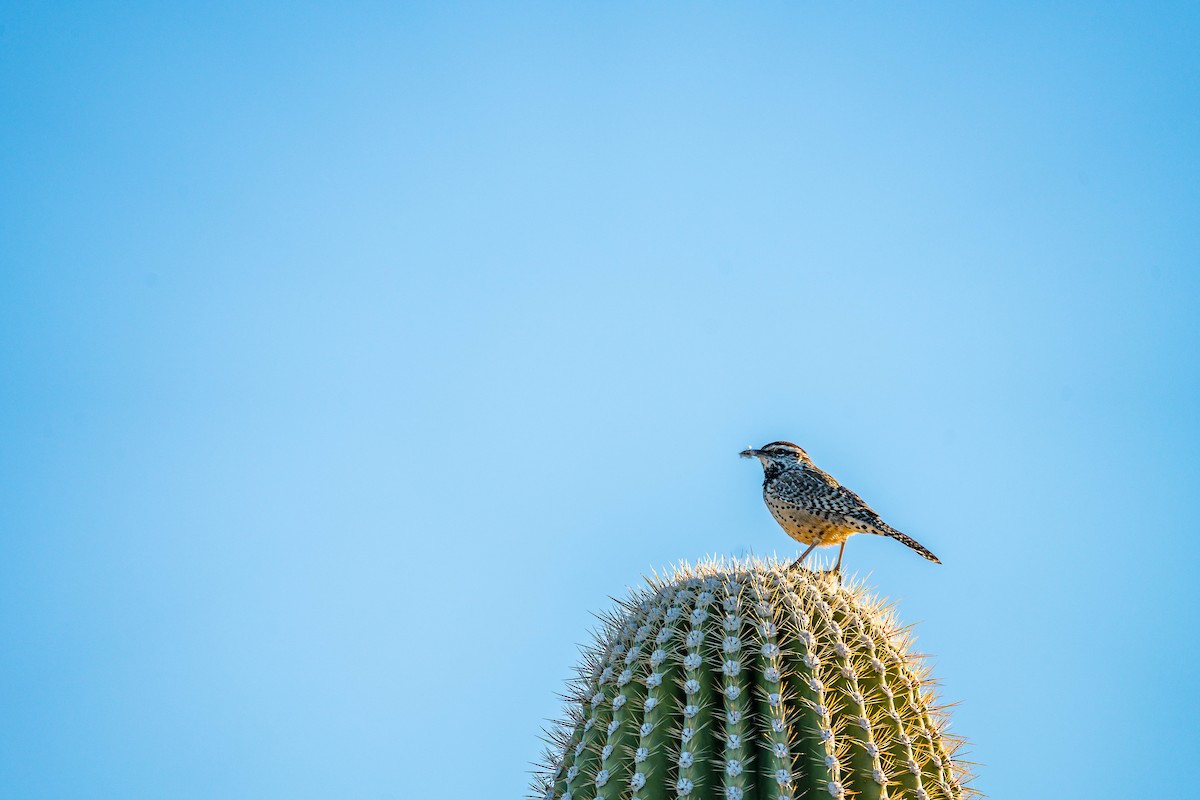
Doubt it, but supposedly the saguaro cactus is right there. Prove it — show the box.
[533,558,973,800]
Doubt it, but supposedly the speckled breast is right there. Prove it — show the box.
[764,493,856,546]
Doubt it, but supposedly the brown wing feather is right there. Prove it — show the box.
[774,468,941,563]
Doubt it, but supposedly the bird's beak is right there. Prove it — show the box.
[739,448,761,459]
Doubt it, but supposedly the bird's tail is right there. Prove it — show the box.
[878,524,941,564]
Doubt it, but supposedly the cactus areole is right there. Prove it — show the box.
[533,558,973,800]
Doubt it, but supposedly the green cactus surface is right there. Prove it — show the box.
[533,558,973,800]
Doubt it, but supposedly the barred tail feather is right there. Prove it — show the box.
[879,525,942,564]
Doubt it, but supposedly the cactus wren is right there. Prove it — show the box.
[740,441,940,570]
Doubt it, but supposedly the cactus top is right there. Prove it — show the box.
[532,557,974,800]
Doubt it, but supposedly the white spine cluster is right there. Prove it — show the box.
[792,576,844,793]
[674,573,711,800]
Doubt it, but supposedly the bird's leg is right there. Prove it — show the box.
[835,542,846,572]
[790,537,823,570]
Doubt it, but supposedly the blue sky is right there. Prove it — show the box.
[1,3,1197,798]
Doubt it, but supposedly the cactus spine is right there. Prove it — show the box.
[534,558,973,800]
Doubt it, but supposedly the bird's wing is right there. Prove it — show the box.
[780,469,942,563]
[775,468,883,524]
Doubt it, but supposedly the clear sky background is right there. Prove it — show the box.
[2,3,1198,798]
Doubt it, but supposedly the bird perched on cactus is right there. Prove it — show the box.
[532,558,972,800]
[740,441,940,570]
